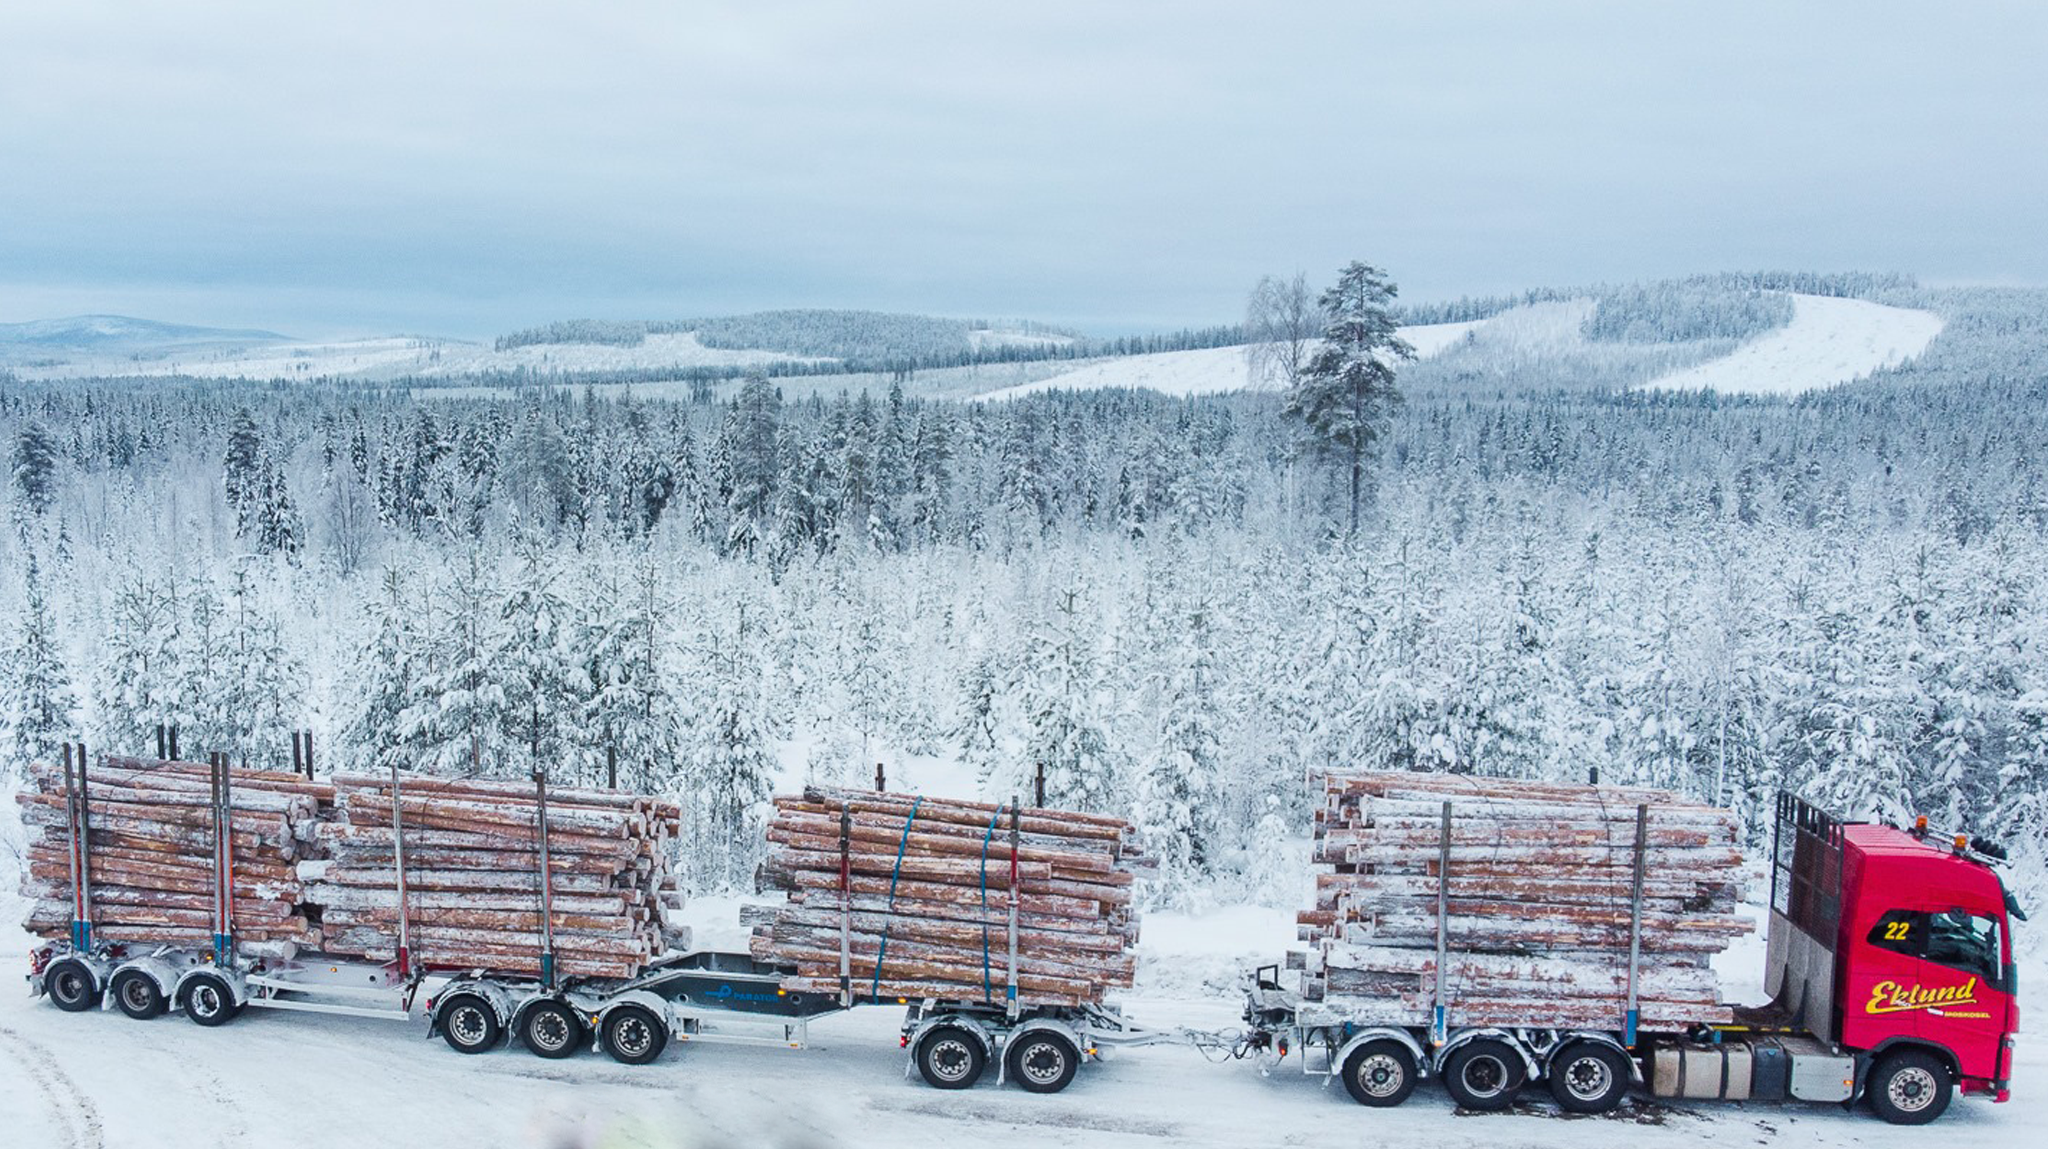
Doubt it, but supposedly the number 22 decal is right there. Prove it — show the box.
[1884,921,1911,941]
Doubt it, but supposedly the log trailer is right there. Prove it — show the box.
[1240,793,2022,1124]
[22,754,1213,1094]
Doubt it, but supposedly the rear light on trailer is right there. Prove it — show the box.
[899,1035,910,1049]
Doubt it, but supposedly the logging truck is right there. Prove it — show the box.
[1241,793,2022,1125]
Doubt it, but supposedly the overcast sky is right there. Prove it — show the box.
[2,1,2043,339]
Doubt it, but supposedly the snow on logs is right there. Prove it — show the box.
[308,774,686,980]
[19,756,326,958]
[1293,771,1752,1031]
[748,787,1151,1007]
[17,757,686,979]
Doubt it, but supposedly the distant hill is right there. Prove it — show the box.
[494,308,1083,363]
[0,314,287,350]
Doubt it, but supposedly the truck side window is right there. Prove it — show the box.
[1924,910,2001,983]
[1866,909,1925,957]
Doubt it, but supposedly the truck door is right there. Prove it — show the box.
[1856,906,2009,1079]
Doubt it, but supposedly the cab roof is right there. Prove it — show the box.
[1843,822,2004,907]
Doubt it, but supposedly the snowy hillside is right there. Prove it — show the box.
[1643,294,1944,395]
[979,317,1486,400]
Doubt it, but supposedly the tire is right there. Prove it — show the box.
[178,973,240,1027]
[915,1025,986,1090]
[1547,1041,1632,1114]
[111,969,168,1020]
[44,959,101,1013]
[439,994,503,1054]
[1341,1039,1420,1107]
[1443,1038,1526,1111]
[519,999,585,1059]
[1869,1050,1952,1125]
[601,1005,668,1066]
[1005,1031,1080,1094]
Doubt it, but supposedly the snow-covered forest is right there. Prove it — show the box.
[5,279,2048,912]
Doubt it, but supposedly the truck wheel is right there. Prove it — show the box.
[601,1005,668,1065]
[1869,1050,1951,1125]
[1548,1041,1631,1114]
[1341,1039,1419,1107]
[439,994,502,1054]
[519,999,585,1059]
[1443,1038,1526,1111]
[111,969,168,1020]
[179,973,240,1027]
[44,959,101,1012]
[1005,1031,1080,1094]
[916,1026,986,1089]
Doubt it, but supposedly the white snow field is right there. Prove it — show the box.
[979,318,1485,401]
[1643,293,1944,395]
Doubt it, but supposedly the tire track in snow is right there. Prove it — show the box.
[0,1021,105,1149]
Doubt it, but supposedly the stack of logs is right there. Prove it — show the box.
[19,756,327,959]
[747,787,1149,1007]
[1293,771,1751,1031]
[303,773,686,979]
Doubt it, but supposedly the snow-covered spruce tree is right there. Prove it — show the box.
[582,552,688,792]
[337,567,424,777]
[223,409,264,528]
[400,548,517,775]
[216,562,302,766]
[722,374,781,557]
[1795,603,1914,825]
[1133,601,1221,910]
[953,630,1006,790]
[1287,261,1413,534]
[497,526,590,779]
[685,605,775,890]
[1013,588,1124,814]
[252,453,302,557]
[501,410,576,529]
[11,420,60,519]
[92,572,183,758]
[176,578,232,756]
[0,553,77,776]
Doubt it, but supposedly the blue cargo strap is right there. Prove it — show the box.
[977,804,1004,1002]
[869,796,923,998]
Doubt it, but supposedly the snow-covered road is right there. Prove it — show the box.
[3,970,2037,1148]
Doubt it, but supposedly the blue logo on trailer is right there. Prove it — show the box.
[706,982,783,1004]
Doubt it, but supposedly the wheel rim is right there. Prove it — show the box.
[1561,1054,1612,1101]
[1888,1066,1939,1113]
[531,1009,571,1051]
[192,984,222,1018]
[53,969,86,1002]
[928,1038,973,1082]
[1356,1052,1405,1099]
[614,1015,652,1057]
[1463,1053,1508,1098]
[1020,1041,1066,1085]
[121,977,155,1012]
[450,1004,488,1046]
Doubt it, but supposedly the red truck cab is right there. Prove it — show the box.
[1836,822,2019,1099]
